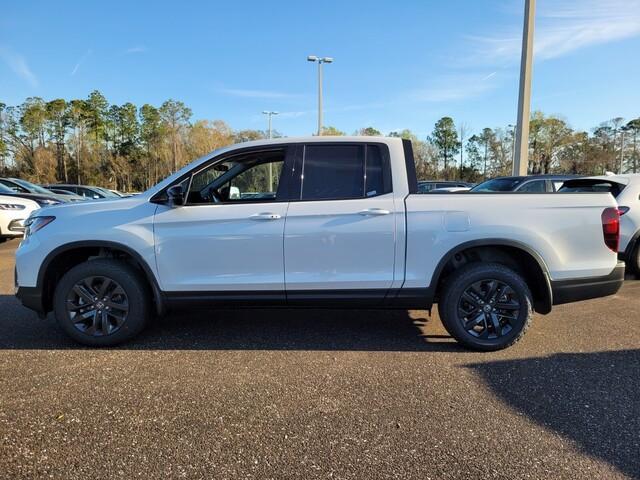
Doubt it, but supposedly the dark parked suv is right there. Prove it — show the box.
[470,175,579,193]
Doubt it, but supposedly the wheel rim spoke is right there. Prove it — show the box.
[489,312,502,337]
[495,301,520,310]
[461,291,480,308]
[97,278,112,298]
[463,312,484,331]
[73,284,95,304]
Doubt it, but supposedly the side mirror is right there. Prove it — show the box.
[166,185,185,207]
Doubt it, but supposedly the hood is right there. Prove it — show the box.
[39,194,144,216]
[0,192,63,206]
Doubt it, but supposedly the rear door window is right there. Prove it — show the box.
[300,144,391,201]
[517,180,546,192]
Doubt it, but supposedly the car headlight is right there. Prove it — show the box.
[24,216,56,237]
[35,198,61,206]
[0,203,26,210]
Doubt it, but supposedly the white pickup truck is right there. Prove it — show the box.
[15,137,625,350]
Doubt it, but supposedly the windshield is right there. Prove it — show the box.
[471,178,523,192]
[94,187,120,198]
[10,178,53,195]
[0,183,14,194]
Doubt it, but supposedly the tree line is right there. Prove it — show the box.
[0,90,638,190]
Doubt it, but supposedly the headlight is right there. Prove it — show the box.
[35,198,61,206]
[0,203,26,210]
[24,216,55,237]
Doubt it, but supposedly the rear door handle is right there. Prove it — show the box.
[358,208,391,216]
[250,212,282,220]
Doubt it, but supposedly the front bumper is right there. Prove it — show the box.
[15,286,45,315]
[14,266,46,316]
[551,261,625,305]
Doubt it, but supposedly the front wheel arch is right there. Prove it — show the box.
[38,241,164,316]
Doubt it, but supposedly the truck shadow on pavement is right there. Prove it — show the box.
[0,295,465,352]
[466,349,640,479]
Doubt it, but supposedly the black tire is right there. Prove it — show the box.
[629,241,640,278]
[53,259,150,347]
[438,263,533,351]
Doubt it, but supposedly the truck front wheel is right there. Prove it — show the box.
[53,259,150,347]
[439,263,533,351]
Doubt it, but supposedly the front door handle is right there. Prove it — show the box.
[250,212,282,220]
[358,208,391,216]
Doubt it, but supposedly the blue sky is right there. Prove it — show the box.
[1,0,639,137]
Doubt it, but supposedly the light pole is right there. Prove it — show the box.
[307,55,333,136]
[262,111,279,191]
[513,0,536,176]
[262,110,278,139]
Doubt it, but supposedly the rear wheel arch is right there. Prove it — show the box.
[38,241,163,315]
[431,239,552,314]
[624,230,640,274]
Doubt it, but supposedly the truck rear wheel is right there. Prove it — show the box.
[53,259,150,347]
[439,263,532,351]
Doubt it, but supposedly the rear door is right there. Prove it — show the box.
[283,142,397,298]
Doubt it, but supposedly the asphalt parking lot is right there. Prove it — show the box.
[0,239,639,479]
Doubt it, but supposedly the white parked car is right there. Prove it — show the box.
[15,137,624,350]
[430,186,471,193]
[0,195,40,242]
[561,174,640,275]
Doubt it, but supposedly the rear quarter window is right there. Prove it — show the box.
[559,181,625,198]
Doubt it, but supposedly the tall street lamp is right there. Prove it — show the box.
[307,55,333,136]
[262,110,279,191]
[262,110,279,139]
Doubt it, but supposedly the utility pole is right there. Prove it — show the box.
[620,129,626,174]
[307,56,333,135]
[459,123,466,180]
[513,0,536,176]
[262,111,279,191]
[508,124,517,165]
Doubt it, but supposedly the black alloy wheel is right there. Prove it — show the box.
[457,279,521,339]
[66,276,129,336]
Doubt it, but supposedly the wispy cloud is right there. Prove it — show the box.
[468,0,640,64]
[410,73,500,103]
[125,46,147,54]
[217,87,301,99]
[277,110,308,119]
[0,46,38,87]
[71,49,91,76]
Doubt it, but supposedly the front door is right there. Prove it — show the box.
[153,147,292,292]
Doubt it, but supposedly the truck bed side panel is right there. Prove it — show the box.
[403,193,619,289]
